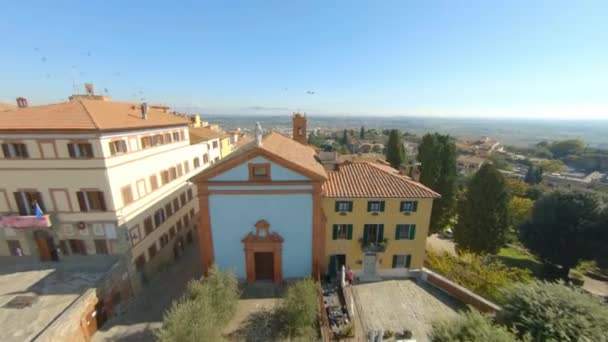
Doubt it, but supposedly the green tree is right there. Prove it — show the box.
[508,197,533,229]
[156,265,240,342]
[524,164,543,184]
[454,164,511,254]
[360,126,365,139]
[342,129,348,144]
[431,310,520,342]
[417,133,458,234]
[540,159,566,173]
[549,139,585,158]
[500,281,608,341]
[385,129,405,169]
[283,278,319,338]
[505,178,529,197]
[520,190,606,279]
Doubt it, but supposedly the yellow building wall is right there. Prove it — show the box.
[220,137,232,158]
[323,198,434,271]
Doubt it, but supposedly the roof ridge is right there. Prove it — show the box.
[78,100,101,129]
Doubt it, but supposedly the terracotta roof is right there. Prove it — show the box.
[0,99,189,132]
[188,127,225,142]
[201,131,327,180]
[323,161,440,198]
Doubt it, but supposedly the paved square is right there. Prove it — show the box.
[352,279,463,342]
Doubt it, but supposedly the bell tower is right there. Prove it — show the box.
[292,112,307,144]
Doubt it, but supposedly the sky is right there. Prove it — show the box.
[1,1,607,119]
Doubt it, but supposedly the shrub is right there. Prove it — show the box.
[156,265,240,342]
[500,281,608,341]
[426,250,532,302]
[283,278,319,338]
[431,310,519,342]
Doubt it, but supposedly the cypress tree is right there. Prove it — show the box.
[386,129,405,169]
[360,126,365,139]
[454,163,511,254]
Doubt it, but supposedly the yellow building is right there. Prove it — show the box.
[219,135,232,158]
[322,161,440,280]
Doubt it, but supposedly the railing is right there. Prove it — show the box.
[359,238,388,253]
[0,214,52,228]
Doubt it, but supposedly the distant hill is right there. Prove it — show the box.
[0,103,16,111]
[199,115,608,149]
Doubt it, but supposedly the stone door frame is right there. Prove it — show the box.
[242,220,284,287]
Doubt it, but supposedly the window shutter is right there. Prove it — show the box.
[332,225,338,240]
[406,255,411,268]
[413,201,418,212]
[335,201,339,212]
[348,202,353,212]
[367,202,372,212]
[380,201,385,212]
[76,192,87,211]
[36,192,45,212]
[392,255,397,268]
[85,144,93,157]
[378,224,384,241]
[98,192,107,211]
[395,225,400,240]
[399,201,404,212]
[68,144,76,158]
[347,225,353,240]
[409,225,416,240]
[21,144,29,158]
[363,225,369,245]
[2,144,9,158]
[14,192,27,215]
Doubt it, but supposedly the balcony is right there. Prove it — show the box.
[359,238,388,253]
[0,215,52,229]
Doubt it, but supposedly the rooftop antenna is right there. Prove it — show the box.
[70,66,79,94]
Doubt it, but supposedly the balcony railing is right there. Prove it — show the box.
[359,238,388,253]
[0,215,52,228]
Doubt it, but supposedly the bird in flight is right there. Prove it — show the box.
[306,90,315,95]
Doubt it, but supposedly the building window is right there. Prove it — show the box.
[203,153,209,164]
[152,134,164,146]
[144,217,154,235]
[248,163,270,181]
[172,132,180,142]
[183,214,190,228]
[400,201,418,213]
[363,224,384,245]
[176,220,183,231]
[159,234,169,248]
[165,203,173,217]
[173,198,180,212]
[180,192,187,207]
[189,208,195,218]
[392,254,412,268]
[161,170,170,185]
[180,130,186,141]
[13,191,45,215]
[7,240,22,256]
[212,141,218,149]
[177,164,183,177]
[76,191,106,212]
[68,239,87,255]
[169,227,176,239]
[140,136,152,149]
[150,175,159,191]
[59,240,69,255]
[335,201,353,212]
[169,167,177,181]
[184,161,190,173]
[148,244,157,259]
[395,224,416,240]
[108,140,128,156]
[94,239,109,255]
[367,201,385,212]
[187,189,193,201]
[164,133,172,143]
[214,157,220,162]
[154,208,166,227]
[2,143,29,159]
[135,254,146,272]
[332,224,353,240]
[121,185,134,206]
[193,157,200,168]
[68,143,94,158]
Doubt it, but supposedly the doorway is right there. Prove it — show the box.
[254,252,274,280]
[34,231,55,262]
[363,254,377,275]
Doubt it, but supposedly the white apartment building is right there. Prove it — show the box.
[0,94,223,289]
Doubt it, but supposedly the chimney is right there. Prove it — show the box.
[141,102,149,120]
[16,97,28,108]
[85,83,94,95]
[292,112,307,144]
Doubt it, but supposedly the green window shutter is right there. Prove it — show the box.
[332,225,338,240]
[363,225,369,245]
[378,224,384,241]
[413,201,418,212]
[348,202,353,212]
[347,225,353,240]
[367,202,372,212]
[335,201,339,212]
[392,255,397,268]
[380,201,385,212]
[409,225,416,240]
[395,225,400,240]
[406,255,411,268]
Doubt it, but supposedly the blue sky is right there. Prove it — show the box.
[1,1,607,119]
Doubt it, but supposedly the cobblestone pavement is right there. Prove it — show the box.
[92,244,201,342]
[352,280,463,342]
